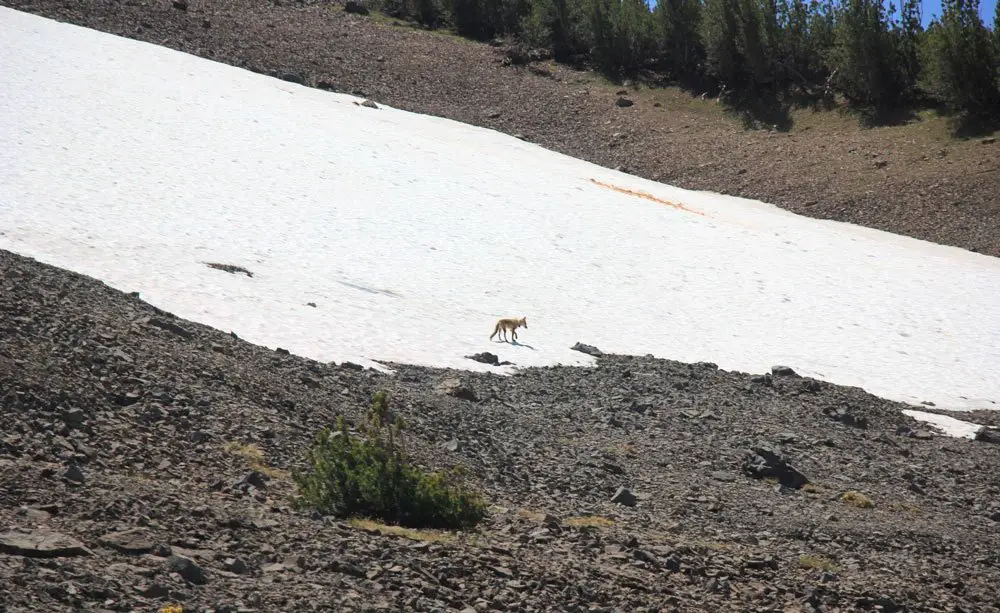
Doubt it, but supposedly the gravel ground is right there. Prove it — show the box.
[2,249,999,612]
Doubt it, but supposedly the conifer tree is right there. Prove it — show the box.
[921,0,1000,116]
[654,0,704,78]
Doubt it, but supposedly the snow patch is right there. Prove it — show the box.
[902,410,984,439]
[1,7,999,412]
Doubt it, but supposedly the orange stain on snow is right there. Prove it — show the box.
[589,179,704,216]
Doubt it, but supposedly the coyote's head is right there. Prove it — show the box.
[519,317,527,328]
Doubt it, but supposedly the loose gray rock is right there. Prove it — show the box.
[975,427,1000,444]
[99,528,158,554]
[64,463,85,483]
[147,317,193,338]
[711,471,736,483]
[611,486,637,506]
[63,407,86,428]
[771,365,798,377]
[16,507,52,522]
[823,406,869,429]
[234,470,269,491]
[615,97,634,108]
[0,530,92,558]
[224,557,248,574]
[800,378,823,393]
[435,378,478,402]
[741,447,809,489]
[744,555,778,570]
[571,342,603,357]
[466,352,500,366]
[166,554,207,585]
[136,583,171,598]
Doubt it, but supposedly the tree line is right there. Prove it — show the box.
[377,0,1000,125]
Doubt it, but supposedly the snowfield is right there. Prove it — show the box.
[1,8,999,423]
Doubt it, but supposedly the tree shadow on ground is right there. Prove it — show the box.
[720,89,794,132]
[950,113,1000,139]
[615,70,796,132]
[854,105,921,128]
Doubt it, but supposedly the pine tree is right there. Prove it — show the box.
[921,0,1000,116]
[750,0,782,85]
[702,0,745,88]
[808,0,838,91]
[585,0,617,71]
[654,0,704,78]
[616,0,657,72]
[896,0,924,94]
[830,0,908,112]
[779,0,833,88]
[521,0,587,58]
[585,0,655,75]
[993,5,1000,57]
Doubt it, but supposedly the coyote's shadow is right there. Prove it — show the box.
[494,340,536,351]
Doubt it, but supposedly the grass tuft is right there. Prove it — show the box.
[564,515,615,528]
[839,490,875,508]
[349,518,454,542]
[223,441,290,480]
[604,442,637,457]
[516,509,546,522]
[799,554,840,572]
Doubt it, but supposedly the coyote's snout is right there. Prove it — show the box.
[489,317,527,343]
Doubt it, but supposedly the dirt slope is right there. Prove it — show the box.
[3,0,1000,257]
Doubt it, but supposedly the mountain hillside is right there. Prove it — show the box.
[2,5,1000,613]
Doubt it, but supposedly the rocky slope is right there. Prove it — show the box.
[2,248,999,612]
[2,0,1000,257]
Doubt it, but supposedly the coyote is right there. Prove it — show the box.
[489,317,527,342]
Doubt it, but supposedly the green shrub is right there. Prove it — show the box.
[292,391,486,530]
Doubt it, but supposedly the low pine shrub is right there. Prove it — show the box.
[293,391,486,530]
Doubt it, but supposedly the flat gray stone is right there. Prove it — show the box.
[165,554,207,584]
[0,530,92,558]
[99,528,158,554]
[611,486,638,506]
